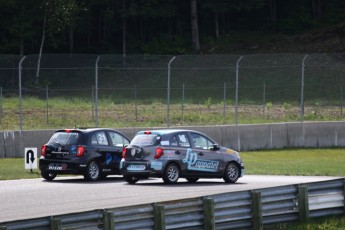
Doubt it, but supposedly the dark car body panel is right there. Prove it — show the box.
[39,128,130,178]
[121,129,244,181]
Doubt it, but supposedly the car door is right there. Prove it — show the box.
[185,132,224,176]
[107,131,130,172]
[89,130,119,174]
[164,132,192,173]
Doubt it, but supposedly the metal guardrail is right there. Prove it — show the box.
[0,178,344,230]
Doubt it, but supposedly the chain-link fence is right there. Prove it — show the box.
[0,53,344,131]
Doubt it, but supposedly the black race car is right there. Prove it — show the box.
[120,129,244,184]
[39,128,130,181]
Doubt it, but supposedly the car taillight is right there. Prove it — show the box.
[154,147,163,159]
[122,147,127,159]
[77,146,85,157]
[144,131,151,134]
[41,145,47,157]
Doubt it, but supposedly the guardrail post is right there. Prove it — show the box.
[343,180,345,216]
[203,197,215,230]
[103,210,114,230]
[50,217,61,230]
[154,204,165,230]
[252,191,263,230]
[298,186,309,222]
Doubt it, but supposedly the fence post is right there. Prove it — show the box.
[181,83,185,122]
[252,191,263,230]
[103,210,114,230]
[167,56,176,128]
[50,217,61,230]
[92,85,95,120]
[46,85,49,125]
[203,197,215,230]
[95,56,100,127]
[300,54,308,122]
[262,82,266,115]
[135,84,138,123]
[235,56,243,126]
[0,87,2,125]
[18,56,26,132]
[223,82,226,121]
[298,186,309,222]
[340,81,343,117]
[154,204,165,230]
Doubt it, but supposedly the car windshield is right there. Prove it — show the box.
[131,134,160,147]
[48,132,79,145]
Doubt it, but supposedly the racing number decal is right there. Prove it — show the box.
[183,148,219,172]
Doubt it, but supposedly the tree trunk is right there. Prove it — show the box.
[69,24,74,54]
[190,0,200,52]
[311,0,322,20]
[122,0,126,59]
[269,0,277,25]
[215,11,219,38]
[36,10,47,84]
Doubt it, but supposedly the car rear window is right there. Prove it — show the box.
[48,132,79,145]
[131,134,161,147]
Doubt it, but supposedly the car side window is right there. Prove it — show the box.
[170,133,191,148]
[91,131,109,146]
[191,133,214,150]
[109,131,129,147]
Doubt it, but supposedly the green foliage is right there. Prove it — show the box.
[204,97,212,108]
[266,101,272,111]
[283,102,291,110]
[1,1,345,53]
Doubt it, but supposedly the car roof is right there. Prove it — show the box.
[136,129,203,136]
[55,128,125,134]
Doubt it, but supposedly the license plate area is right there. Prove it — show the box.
[48,163,66,170]
[127,164,146,171]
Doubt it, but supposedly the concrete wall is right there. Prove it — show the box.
[1,121,345,158]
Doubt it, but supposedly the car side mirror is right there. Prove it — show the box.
[212,144,220,151]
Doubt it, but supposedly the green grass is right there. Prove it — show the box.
[241,148,345,176]
[267,216,345,230]
[1,148,344,180]
[1,96,344,130]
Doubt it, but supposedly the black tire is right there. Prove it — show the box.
[162,163,180,184]
[223,162,240,183]
[84,161,100,181]
[124,175,139,184]
[41,171,57,181]
[186,178,199,183]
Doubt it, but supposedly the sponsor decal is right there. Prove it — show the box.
[131,148,136,157]
[183,148,219,172]
[226,149,235,154]
[51,147,69,156]
[151,162,163,170]
[120,158,124,169]
[113,155,121,162]
[70,145,77,154]
[106,153,112,165]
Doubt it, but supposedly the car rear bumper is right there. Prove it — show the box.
[39,158,87,175]
[120,160,162,177]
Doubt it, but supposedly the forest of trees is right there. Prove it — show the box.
[1,0,345,55]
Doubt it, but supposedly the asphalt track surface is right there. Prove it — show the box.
[0,175,342,223]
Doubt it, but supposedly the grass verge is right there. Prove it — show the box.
[1,148,344,180]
